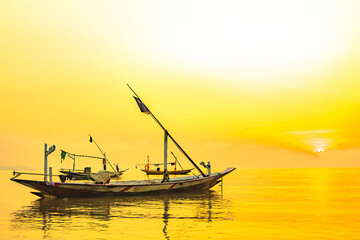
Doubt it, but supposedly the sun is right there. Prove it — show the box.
[314,148,325,153]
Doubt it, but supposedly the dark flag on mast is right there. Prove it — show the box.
[90,136,93,142]
[134,97,150,114]
[61,150,67,163]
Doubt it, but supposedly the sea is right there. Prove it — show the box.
[1,168,360,240]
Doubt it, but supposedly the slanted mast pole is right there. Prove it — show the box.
[127,84,206,177]
[89,134,116,172]
[171,151,184,170]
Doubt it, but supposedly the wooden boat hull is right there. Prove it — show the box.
[141,169,193,175]
[11,168,235,198]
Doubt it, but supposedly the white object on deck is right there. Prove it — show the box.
[90,171,112,184]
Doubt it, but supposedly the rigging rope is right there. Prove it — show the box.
[61,150,104,160]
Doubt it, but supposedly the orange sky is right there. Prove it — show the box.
[1,1,360,170]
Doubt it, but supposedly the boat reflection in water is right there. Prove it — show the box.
[11,191,232,239]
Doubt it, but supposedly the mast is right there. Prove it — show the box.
[89,134,116,172]
[44,144,55,182]
[68,154,75,172]
[171,151,184,170]
[127,84,206,178]
[163,130,170,182]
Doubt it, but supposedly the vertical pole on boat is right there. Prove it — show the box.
[147,155,150,170]
[104,153,107,170]
[44,144,48,182]
[67,153,75,172]
[44,144,56,183]
[49,167,53,185]
[163,130,170,182]
[221,176,224,198]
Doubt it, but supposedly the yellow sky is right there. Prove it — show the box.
[1,0,360,170]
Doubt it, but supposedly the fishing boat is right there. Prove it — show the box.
[141,169,193,175]
[11,84,236,198]
[11,168,235,198]
[59,149,128,182]
[137,153,194,175]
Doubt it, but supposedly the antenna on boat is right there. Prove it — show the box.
[88,134,116,172]
[127,83,206,178]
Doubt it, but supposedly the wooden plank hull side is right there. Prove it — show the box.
[11,177,219,198]
[11,168,235,198]
[141,169,193,175]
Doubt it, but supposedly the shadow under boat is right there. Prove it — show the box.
[11,191,232,239]
[11,190,228,227]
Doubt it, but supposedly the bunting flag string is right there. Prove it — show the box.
[60,149,103,162]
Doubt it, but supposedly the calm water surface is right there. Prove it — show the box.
[1,168,360,239]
